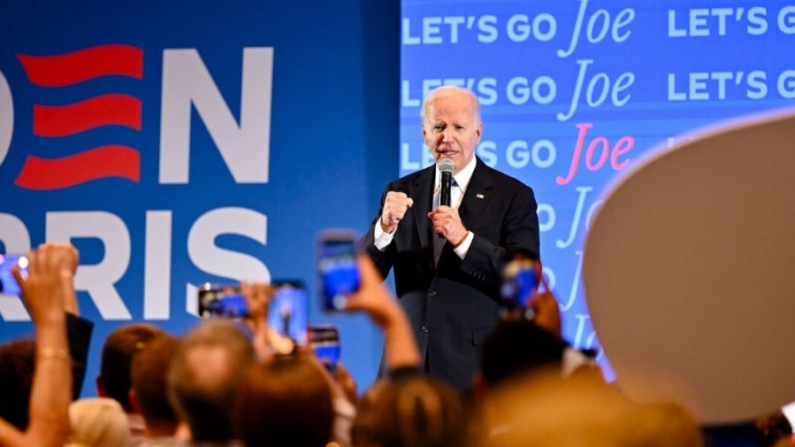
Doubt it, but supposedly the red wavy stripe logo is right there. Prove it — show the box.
[17,45,143,87]
[14,145,141,190]
[33,94,142,137]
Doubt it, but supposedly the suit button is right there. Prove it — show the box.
[428,291,437,297]
[422,326,428,333]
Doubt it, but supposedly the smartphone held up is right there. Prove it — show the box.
[499,253,542,319]
[317,230,361,312]
[308,325,340,373]
[194,228,361,369]
[197,281,309,343]
[0,254,28,297]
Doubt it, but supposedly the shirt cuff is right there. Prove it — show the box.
[373,219,395,251]
[453,231,474,259]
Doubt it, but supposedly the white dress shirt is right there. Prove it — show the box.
[374,156,477,259]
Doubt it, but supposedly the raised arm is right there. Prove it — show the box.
[360,185,412,281]
[345,255,420,371]
[240,282,293,360]
[0,244,77,447]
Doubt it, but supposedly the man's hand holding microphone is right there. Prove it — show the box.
[380,186,468,248]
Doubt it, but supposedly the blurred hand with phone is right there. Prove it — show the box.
[307,325,341,374]
[238,281,291,359]
[343,256,401,326]
[0,254,27,297]
[197,281,306,359]
[528,284,562,339]
[499,253,562,338]
[342,255,421,371]
[318,231,361,312]
[2,243,77,447]
[332,362,357,404]
[499,255,542,310]
[11,244,79,324]
[307,328,357,405]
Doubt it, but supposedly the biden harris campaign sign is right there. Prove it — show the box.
[400,0,795,368]
[2,44,273,321]
[0,0,394,389]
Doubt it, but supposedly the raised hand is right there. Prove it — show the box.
[380,191,414,233]
[3,243,76,447]
[528,278,562,339]
[12,243,78,324]
[345,255,420,370]
[241,281,273,328]
[333,362,358,405]
[240,281,290,359]
[344,255,402,327]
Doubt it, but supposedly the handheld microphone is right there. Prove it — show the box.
[439,158,455,207]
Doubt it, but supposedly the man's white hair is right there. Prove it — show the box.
[420,85,481,125]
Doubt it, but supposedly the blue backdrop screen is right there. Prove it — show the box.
[0,0,399,393]
[400,0,795,366]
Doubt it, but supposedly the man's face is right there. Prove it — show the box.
[422,92,482,174]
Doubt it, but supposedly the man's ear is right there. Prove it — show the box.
[476,121,483,141]
[129,389,141,415]
[96,376,106,397]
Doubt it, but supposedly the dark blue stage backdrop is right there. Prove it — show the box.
[0,0,399,392]
[401,0,795,377]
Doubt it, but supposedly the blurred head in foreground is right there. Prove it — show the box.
[481,372,703,447]
[353,375,470,447]
[233,350,334,447]
[168,319,255,442]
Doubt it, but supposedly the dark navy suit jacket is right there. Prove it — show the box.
[362,158,540,389]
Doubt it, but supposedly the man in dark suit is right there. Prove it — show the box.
[361,86,540,389]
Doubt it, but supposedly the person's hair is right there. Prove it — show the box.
[99,323,165,411]
[480,319,567,386]
[0,338,36,430]
[167,319,255,442]
[233,353,334,447]
[66,398,131,447]
[352,376,470,447]
[420,86,481,125]
[131,333,179,434]
[756,410,793,446]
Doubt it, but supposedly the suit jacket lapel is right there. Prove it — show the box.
[460,158,494,229]
[411,165,435,249]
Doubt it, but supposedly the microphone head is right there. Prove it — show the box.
[438,158,455,174]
